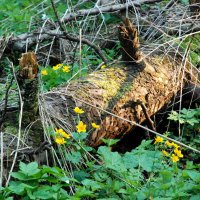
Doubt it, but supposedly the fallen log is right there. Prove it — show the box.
[40,19,199,147]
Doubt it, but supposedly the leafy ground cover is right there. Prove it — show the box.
[0,142,200,199]
[1,106,200,199]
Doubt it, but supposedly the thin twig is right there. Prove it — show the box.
[6,60,24,187]
[50,0,108,64]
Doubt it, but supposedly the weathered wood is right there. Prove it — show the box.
[41,20,199,147]
[42,56,197,147]
[18,52,39,126]
[119,18,142,63]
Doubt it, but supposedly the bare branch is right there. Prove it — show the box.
[50,0,108,64]
[3,0,200,56]
[61,0,163,23]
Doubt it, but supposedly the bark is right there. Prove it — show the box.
[18,52,39,126]
[0,52,43,184]
[40,19,199,147]
[42,56,198,147]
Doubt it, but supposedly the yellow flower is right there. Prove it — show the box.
[171,154,179,162]
[53,64,62,70]
[171,142,180,149]
[62,66,70,73]
[165,140,173,147]
[55,136,66,145]
[101,65,106,69]
[162,150,169,156]
[74,107,84,114]
[55,128,70,139]
[91,123,100,129]
[41,69,48,75]
[154,136,163,144]
[76,121,87,133]
[174,148,183,158]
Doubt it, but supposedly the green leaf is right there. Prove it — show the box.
[190,195,200,200]
[125,148,161,172]
[42,165,63,176]
[98,198,119,200]
[136,190,147,200]
[136,140,152,150]
[71,132,87,141]
[180,0,189,5]
[11,172,28,180]
[73,170,90,182]
[186,118,199,126]
[51,184,62,192]
[186,170,200,182]
[101,138,120,147]
[58,176,72,184]
[66,151,82,164]
[123,152,139,169]
[8,181,35,195]
[160,170,173,183]
[19,162,40,176]
[98,146,126,172]
[138,154,154,172]
[168,111,179,121]
[27,188,36,199]
[186,161,199,170]
[74,187,95,198]
[93,172,109,182]
[32,186,55,199]
[82,179,103,191]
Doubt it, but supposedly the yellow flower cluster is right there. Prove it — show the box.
[154,136,183,163]
[165,140,173,147]
[41,69,48,75]
[62,66,70,73]
[54,128,71,145]
[174,148,183,158]
[52,63,70,73]
[91,123,100,129]
[165,140,183,162]
[55,137,65,145]
[162,150,169,157]
[171,154,179,163]
[74,107,100,133]
[100,65,106,69]
[74,107,84,114]
[53,107,102,145]
[53,64,63,70]
[165,141,179,149]
[76,121,87,133]
[154,136,163,144]
[41,64,70,76]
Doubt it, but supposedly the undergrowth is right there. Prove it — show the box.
[1,140,200,199]
[1,106,200,199]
